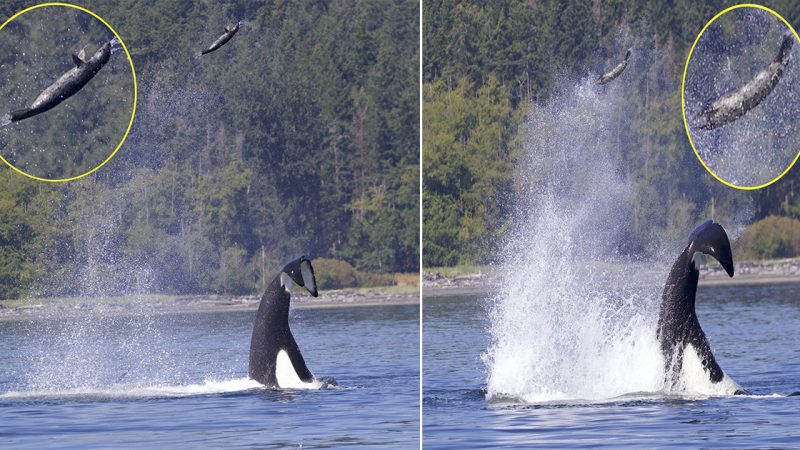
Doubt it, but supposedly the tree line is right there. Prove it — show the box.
[0,0,419,299]
[423,0,800,267]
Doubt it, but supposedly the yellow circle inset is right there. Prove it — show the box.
[0,2,137,182]
[681,3,800,190]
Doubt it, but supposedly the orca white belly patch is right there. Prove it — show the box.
[275,350,321,389]
[679,344,741,396]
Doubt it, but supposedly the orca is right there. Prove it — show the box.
[248,255,320,388]
[657,220,749,395]
[201,22,240,55]
[693,34,793,131]
[7,41,112,122]
[597,49,631,85]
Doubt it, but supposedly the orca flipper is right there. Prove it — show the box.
[285,333,314,383]
[659,220,737,391]
[689,331,724,383]
[72,52,84,67]
[687,220,734,277]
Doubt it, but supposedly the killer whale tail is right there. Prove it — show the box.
[776,34,794,65]
[248,256,320,388]
[280,255,318,297]
[659,220,739,392]
[686,220,734,277]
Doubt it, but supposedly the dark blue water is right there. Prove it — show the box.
[0,304,419,448]
[423,283,800,448]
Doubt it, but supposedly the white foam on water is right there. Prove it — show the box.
[0,377,262,400]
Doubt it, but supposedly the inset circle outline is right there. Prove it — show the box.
[0,2,137,182]
[681,3,800,190]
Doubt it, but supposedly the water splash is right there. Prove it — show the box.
[17,187,173,392]
[483,76,667,403]
[0,378,263,400]
[0,114,11,128]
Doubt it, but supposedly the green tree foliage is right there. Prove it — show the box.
[739,216,800,260]
[0,0,419,298]
[423,77,516,265]
[423,0,800,266]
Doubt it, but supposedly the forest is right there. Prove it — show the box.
[423,0,800,267]
[0,0,419,299]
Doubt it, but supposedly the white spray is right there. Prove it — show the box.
[483,77,667,403]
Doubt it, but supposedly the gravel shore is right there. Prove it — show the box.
[0,287,420,321]
[423,257,800,298]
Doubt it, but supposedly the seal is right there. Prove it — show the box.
[693,34,793,131]
[201,22,240,55]
[8,41,112,122]
[248,255,319,388]
[597,49,631,85]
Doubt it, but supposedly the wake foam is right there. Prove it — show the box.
[0,377,262,400]
[0,375,339,401]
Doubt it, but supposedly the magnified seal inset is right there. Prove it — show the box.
[682,4,800,190]
[0,3,136,182]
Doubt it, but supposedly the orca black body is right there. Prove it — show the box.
[657,220,746,393]
[693,34,793,131]
[248,256,318,388]
[8,41,112,123]
[201,22,240,55]
[597,49,631,85]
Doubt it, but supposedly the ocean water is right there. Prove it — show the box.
[423,282,800,448]
[0,304,419,448]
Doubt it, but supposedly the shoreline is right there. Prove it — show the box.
[0,287,420,322]
[423,257,800,298]
[423,274,800,299]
